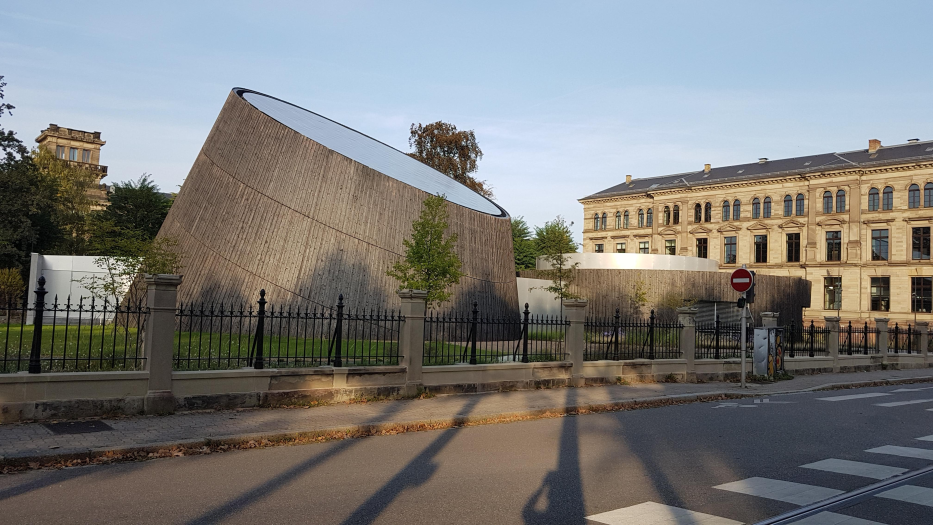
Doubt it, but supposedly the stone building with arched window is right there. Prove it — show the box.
[579,139,933,323]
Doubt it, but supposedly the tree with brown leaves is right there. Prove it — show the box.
[408,121,493,198]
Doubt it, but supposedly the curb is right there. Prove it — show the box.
[3,375,933,470]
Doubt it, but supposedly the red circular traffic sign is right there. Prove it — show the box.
[731,268,753,293]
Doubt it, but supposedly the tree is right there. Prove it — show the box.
[511,216,538,271]
[535,215,580,304]
[77,236,182,305]
[408,121,493,198]
[95,174,171,241]
[387,194,464,308]
[0,76,63,273]
[32,147,99,254]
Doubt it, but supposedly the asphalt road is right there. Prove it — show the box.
[2,384,933,524]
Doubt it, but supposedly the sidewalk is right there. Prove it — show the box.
[2,368,932,465]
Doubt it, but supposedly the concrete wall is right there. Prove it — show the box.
[516,277,563,317]
[27,253,129,322]
[538,252,720,272]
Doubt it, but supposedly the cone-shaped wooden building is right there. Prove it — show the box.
[155,88,518,315]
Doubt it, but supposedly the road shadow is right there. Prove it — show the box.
[522,387,586,524]
[185,397,411,525]
[338,396,481,525]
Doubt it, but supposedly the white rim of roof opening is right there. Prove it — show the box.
[238,89,506,217]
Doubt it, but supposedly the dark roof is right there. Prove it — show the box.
[581,140,933,201]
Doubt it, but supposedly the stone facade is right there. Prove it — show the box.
[579,139,933,324]
[35,124,109,208]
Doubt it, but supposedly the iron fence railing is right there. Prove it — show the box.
[422,303,566,365]
[784,321,830,358]
[584,309,681,360]
[889,323,920,354]
[695,316,751,359]
[1,277,148,373]
[838,321,879,355]
[174,291,402,370]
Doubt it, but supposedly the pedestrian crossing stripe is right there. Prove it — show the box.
[874,398,933,407]
[866,445,933,461]
[800,458,908,480]
[585,502,741,525]
[816,393,893,402]
[787,512,886,524]
[877,484,933,507]
[714,477,843,505]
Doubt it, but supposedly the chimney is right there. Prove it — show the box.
[625,175,632,184]
[704,164,711,173]
[908,138,920,143]
[758,158,768,164]
[869,139,881,153]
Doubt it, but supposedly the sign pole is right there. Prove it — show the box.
[741,292,747,388]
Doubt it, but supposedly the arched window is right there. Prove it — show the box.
[704,202,712,222]
[637,209,644,228]
[823,191,833,214]
[602,212,608,230]
[836,190,846,213]
[784,195,793,217]
[673,205,679,225]
[646,208,654,227]
[694,203,702,223]
[733,199,741,220]
[763,197,772,218]
[926,183,933,208]
[909,184,921,209]
[722,201,730,221]
[615,211,621,229]
[883,186,894,210]
[868,188,879,211]
[752,198,760,219]
[623,211,629,229]
[593,214,600,231]
[796,193,805,216]
[663,206,671,226]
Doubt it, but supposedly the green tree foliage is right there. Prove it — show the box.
[0,267,24,306]
[408,121,493,198]
[511,216,539,271]
[387,194,464,308]
[95,174,171,241]
[534,215,580,302]
[32,147,99,254]
[0,76,63,272]
[77,236,182,304]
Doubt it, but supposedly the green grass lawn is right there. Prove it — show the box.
[422,340,564,365]
[0,323,144,372]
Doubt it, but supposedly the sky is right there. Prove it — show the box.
[3,1,933,242]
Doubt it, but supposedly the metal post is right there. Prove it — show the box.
[808,320,815,358]
[253,290,267,369]
[908,324,913,354]
[894,323,900,354]
[613,308,621,360]
[469,301,478,365]
[714,314,721,360]
[28,276,48,374]
[648,309,656,360]
[521,302,530,363]
[334,294,344,367]
[847,321,853,355]
[740,293,747,388]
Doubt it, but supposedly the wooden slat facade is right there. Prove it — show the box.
[155,91,519,315]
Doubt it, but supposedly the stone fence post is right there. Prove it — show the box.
[677,307,697,383]
[563,299,588,387]
[398,290,428,395]
[917,321,930,362]
[825,316,840,372]
[144,274,183,415]
[875,318,889,364]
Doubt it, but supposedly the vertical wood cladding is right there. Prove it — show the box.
[519,269,809,324]
[157,91,518,315]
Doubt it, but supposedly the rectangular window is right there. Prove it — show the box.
[913,227,931,260]
[664,239,676,255]
[871,229,888,261]
[724,236,737,264]
[615,242,625,253]
[826,231,842,261]
[754,235,768,263]
[56,145,66,159]
[870,277,890,312]
[912,277,933,313]
[82,149,91,163]
[639,241,649,254]
[595,243,604,253]
[69,147,78,161]
[786,233,801,263]
[696,238,708,259]
[824,276,842,310]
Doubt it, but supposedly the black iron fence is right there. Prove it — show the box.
[839,321,879,355]
[584,309,681,360]
[0,277,148,373]
[174,292,402,370]
[423,303,566,365]
[889,323,920,354]
[695,316,751,359]
[784,321,830,358]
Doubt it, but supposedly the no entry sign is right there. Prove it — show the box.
[731,268,753,293]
